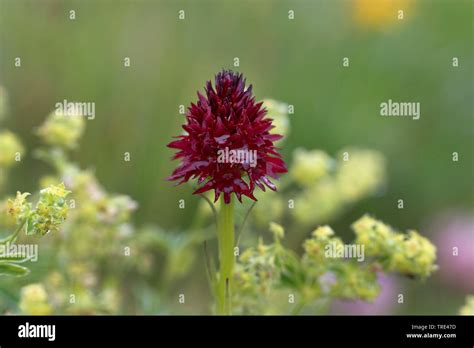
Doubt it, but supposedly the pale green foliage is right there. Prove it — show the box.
[291,149,333,186]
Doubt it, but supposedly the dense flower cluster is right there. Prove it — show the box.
[168,70,287,203]
[353,215,437,278]
[6,183,71,236]
[37,110,85,149]
[252,147,386,229]
[28,184,71,236]
[233,216,437,314]
[291,149,333,186]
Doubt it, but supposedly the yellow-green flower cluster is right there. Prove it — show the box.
[235,216,437,314]
[336,148,386,203]
[269,222,285,240]
[302,225,381,301]
[291,149,333,187]
[303,226,343,267]
[237,238,279,292]
[26,183,71,236]
[19,283,52,315]
[330,262,380,301]
[20,277,121,315]
[37,111,85,149]
[0,130,23,167]
[40,164,137,227]
[263,99,290,141]
[291,148,385,226]
[459,295,474,315]
[291,178,341,226]
[233,236,284,313]
[353,215,437,278]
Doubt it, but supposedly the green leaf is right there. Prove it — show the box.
[0,255,34,263]
[0,262,30,276]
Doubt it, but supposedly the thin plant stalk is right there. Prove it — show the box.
[216,197,235,315]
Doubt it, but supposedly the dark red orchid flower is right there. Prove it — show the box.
[167,70,287,204]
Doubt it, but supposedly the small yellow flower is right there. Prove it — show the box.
[291,149,331,187]
[27,183,71,236]
[313,226,334,239]
[0,131,23,167]
[269,222,285,239]
[6,191,30,221]
[40,182,70,199]
[19,284,52,315]
[37,111,85,149]
[353,0,412,29]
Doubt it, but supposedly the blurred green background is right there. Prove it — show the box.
[0,0,472,314]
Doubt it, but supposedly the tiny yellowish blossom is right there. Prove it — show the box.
[6,191,31,223]
[291,149,332,187]
[0,130,24,167]
[27,183,71,236]
[37,111,85,149]
[336,148,385,203]
[19,283,52,315]
[313,225,335,239]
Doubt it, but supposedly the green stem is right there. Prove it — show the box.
[216,197,234,315]
[0,219,26,245]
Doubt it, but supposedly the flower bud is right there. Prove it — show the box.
[27,183,71,236]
